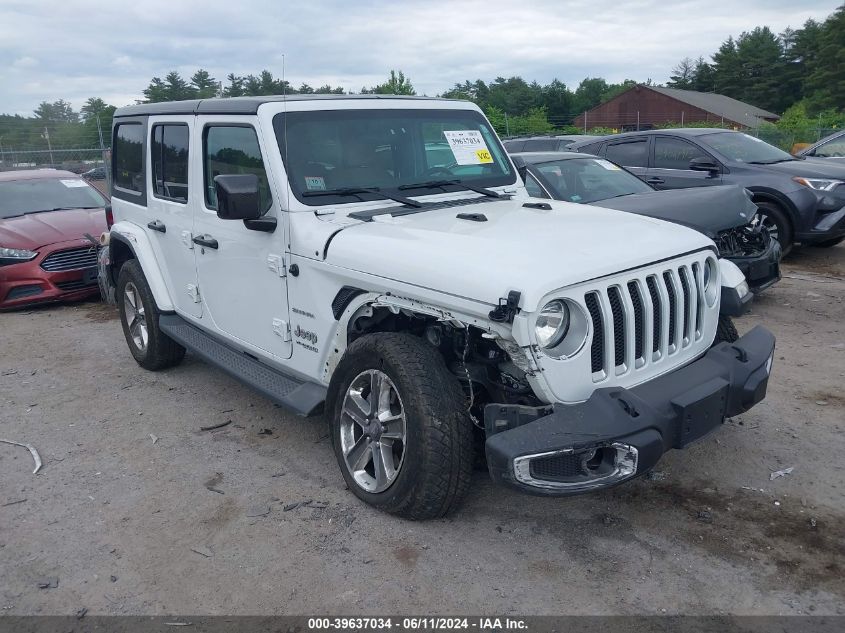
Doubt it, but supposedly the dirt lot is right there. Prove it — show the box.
[1,245,843,616]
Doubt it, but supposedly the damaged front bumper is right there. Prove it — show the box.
[727,237,782,294]
[484,326,775,495]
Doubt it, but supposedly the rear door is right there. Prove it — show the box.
[603,137,650,181]
[648,135,723,189]
[145,116,201,318]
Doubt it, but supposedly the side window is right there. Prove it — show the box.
[524,172,549,198]
[814,138,845,158]
[522,139,558,152]
[204,125,272,211]
[653,137,708,170]
[605,140,648,167]
[114,123,144,193]
[152,124,189,203]
[577,141,604,156]
[503,140,524,152]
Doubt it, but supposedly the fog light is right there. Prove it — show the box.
[513,443,639,491]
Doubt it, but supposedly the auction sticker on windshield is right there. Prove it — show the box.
[60,179,89,188]
[443,130,494,165]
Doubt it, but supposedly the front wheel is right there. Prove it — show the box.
[753,202,793,255]
[117,259,185,371]
[327,332,474,520]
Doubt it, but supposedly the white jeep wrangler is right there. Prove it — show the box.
[101,95,775,519]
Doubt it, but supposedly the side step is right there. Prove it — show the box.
[159,314,326,416]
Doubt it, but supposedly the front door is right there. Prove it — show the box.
[604,138,650,182]
[191,118,292,360]
[145,116,201,318]
[647,136,723,189]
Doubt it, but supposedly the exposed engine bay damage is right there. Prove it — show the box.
[714,223,771,258]
[339,298,543,420]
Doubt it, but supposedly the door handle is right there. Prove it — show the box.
[147,220,166,233]
[645,177,665,185]
[192,234,218,249]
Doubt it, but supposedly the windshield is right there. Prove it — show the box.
[273,108,516,206]
[533,158,653,203]
[698,132,794,164]
[0,177,106,219]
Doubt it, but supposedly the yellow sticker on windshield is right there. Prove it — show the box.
[475,149,493,163]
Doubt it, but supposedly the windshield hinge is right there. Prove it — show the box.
[489,290,521,323]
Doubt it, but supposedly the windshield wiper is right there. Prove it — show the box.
[747,158,797,165]
[24,206,101,215]
[301,187,422,208]
[397,179,509,199]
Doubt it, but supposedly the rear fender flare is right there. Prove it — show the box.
[109,223,174,312]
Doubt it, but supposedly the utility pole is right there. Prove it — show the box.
[636,111,640,132]
[96,115,112,192]
[583,112,587,134]
[504,112,510,137]
[43,127,54,165]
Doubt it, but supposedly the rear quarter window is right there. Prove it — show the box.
[113,123,145,194]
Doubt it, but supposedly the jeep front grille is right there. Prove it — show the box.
[586,263,705,382]
[41,246,97,272]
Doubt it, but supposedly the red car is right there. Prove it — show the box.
[0,169,108,309]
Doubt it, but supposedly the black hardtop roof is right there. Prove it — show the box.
[114,94,462,118]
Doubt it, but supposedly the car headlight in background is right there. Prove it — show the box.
[535,300,570,348]
[792,177,843,192]
[0,247,38,266]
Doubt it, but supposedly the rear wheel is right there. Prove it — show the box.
[714,314,739,345]
[753,201,793,255]
[117,259,185,371]
[327,332,474,520]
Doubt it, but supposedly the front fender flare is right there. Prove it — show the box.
[110,223,175,312]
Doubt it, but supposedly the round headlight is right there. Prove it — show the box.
[703,258,719,307]
[535,300,570,349]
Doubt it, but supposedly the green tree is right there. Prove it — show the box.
[804,5,845,113]
[34,99,78,123]
[540,79,574,124]
[573,77,609,114]
[190,69,218,98]
[365,70,416,95]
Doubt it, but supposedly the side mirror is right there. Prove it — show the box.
[214,174,262,220]
[689,157,720,174]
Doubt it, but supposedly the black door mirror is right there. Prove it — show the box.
[689,157,720,173]
[214,174,262,220]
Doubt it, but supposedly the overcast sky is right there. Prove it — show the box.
[0,0,840,115]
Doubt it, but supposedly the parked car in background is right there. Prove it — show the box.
[511,151,780,316]
[796,129,845,164]
[569,129,845,253]
[0,169,107,309]
[82,165,107,181]
[503,135,601,153]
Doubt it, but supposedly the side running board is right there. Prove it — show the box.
[159,314,326,417]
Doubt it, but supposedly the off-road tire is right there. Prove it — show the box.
[116,259,185,371]
[327,332,474,520]
[714,314,739,345]
[814,236,844,248]
[755,201,793,255]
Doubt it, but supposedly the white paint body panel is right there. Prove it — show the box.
[111,97,721,404]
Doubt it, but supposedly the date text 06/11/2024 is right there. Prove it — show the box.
[307,617,529,630]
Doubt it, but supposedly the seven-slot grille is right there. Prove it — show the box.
[40,246,97,272]
[585,262,706,381]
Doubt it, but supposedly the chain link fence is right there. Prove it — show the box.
[0,118,111,194]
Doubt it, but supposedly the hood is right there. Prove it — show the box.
[0,208,107,250]
[310,196,713,309]
[592,184,756,237]
[756,158,845,179]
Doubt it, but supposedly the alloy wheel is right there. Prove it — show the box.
[339,369,407,493]
[123,282,148,351]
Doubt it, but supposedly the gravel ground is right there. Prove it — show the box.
[1,245,843,616]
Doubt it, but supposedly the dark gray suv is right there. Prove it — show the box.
[570,129,845,253]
